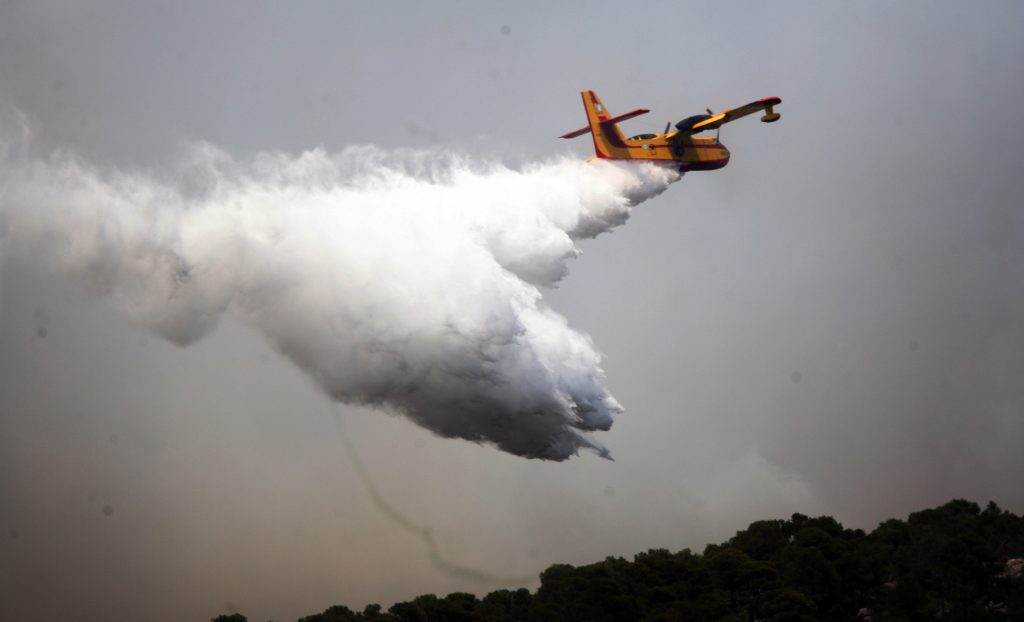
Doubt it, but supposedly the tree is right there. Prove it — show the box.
[266,499,1024,622]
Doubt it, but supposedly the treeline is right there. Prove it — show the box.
[214,499,1024,622]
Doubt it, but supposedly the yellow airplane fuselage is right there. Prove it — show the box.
[561,90,780,173]
[592,132,730,172]
[580,91,728,172]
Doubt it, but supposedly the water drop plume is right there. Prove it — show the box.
[0,134,679,460]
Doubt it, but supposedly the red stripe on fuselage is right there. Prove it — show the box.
[593,155,730,172]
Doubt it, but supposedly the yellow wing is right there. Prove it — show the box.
[686,97,781,134]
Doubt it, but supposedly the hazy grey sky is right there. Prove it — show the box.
[2,2,1023,621]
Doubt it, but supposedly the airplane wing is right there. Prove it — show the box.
[686,97,781,134]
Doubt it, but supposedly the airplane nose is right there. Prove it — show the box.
[716,143,731,169]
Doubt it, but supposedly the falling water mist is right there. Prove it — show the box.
[0,133,679,460]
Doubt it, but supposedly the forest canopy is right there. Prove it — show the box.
[214,499,1024,622]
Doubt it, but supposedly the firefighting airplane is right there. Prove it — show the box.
[560,90,781,172]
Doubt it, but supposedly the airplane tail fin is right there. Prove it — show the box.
[560,91,646,158]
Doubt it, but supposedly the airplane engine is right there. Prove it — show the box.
[674,114,712,133]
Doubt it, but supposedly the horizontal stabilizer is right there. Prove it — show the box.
[560,126,592,139]
[560,107,650,139]
[602,108,649,126]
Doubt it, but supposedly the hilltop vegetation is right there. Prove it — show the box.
[215,499,1024,622]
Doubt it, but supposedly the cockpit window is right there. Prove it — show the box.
[629,133,658,141]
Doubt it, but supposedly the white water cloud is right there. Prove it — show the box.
[0,138,678,459]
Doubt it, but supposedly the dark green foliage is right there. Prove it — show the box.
[231,499,1024,622]
[386,593,480,622]
[297,604,360,621]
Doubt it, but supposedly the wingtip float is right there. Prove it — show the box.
[561,90,781,173]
